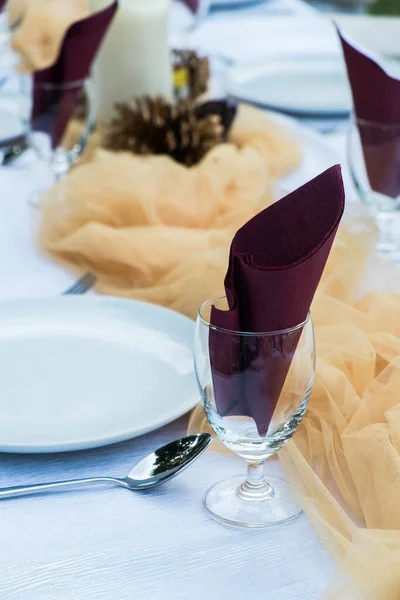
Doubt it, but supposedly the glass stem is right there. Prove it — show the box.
[237,461,274,501]
[51,148,70,183]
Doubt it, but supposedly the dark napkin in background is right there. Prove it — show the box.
[209,166,345,435]
[32,0,118,148]
[338,30,400,199]
[178,0,199,13]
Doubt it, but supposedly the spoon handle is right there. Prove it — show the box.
[0,477,122,500]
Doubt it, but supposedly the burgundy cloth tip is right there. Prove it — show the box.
[178,0,200,13]
[32,0,118,148]
[338,29,400,199]
[209,165,345,435]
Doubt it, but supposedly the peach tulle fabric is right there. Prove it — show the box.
[188,211,400,600]
[39,105,302,318]
[9,0,90,71]
[40,103,400,598]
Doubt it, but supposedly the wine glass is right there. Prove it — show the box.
[347,114,400,261]
[194,296,315,528]
[0,0,27,165]
[173,0,212,31]
[21,75,96,204]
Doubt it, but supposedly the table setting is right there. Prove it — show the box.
[0,0,400,599]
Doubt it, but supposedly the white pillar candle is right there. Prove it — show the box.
[93,0,173,125]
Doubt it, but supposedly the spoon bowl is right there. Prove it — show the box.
[0,434,212,500]
[124,434,212,489]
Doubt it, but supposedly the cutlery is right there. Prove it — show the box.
[3,139,28,165]
[0,434,212,500]
[1,134,28,166]
[63,272,97,295]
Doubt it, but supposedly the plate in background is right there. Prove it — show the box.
[0,296,197,453]
[225,56,353,117]
[333,15,400,60]
[271,110,342,194]
[211,0,270,7]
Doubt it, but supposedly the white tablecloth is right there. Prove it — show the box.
[0,418,335,600]
[0,1,381,598]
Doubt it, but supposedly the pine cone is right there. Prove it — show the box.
[103,96,236,167]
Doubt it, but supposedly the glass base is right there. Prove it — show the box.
[204,475,302,529]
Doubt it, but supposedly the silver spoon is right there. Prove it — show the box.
[0,434,211,500]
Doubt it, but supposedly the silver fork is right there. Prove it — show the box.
[63,272,97,295]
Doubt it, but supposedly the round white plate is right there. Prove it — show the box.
[0,296,197,453]
[271,111,341,195]
[225,56,352,117]
[211,0,268,7]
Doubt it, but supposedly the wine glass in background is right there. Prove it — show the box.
[194,296,315,528]
[23,75,96,203]
[173,0,271,32]
[0,0,27,165]
[347,115,400,261]
[187,0,211,23]
[172,0,212,32]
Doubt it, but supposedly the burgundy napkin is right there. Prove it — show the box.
[338,30,400,198]
[209,166,345,435]
[178,0,199,13]
[33,0,118,148]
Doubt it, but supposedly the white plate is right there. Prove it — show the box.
[271,111,341,195]
[211,0,268,7]
[225,56,352,117]
[0,296,197,453]
[333,15,400,59]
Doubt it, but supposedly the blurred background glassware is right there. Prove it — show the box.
[0,0,27,166]
[174,0,212,32]
[175,0,273,34]
[194,296,315,528]
[175,0,277,33]
[192,0,211,25]
[347,114,400,260]
[24,76,96,204]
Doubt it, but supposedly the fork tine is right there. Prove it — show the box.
[69,275,95,295]
[73,274,96,294]
[63,273,96,295]
[63,278,84,295]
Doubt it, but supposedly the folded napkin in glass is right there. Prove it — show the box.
[178,0,199,12]
[338,30,400,199]
[33,1,118,148]
[209,165,345,435]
